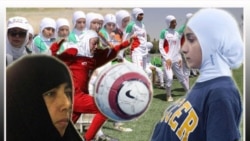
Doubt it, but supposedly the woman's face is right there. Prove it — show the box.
[7,28,27,47]
[43,83,72,137]
[89,37,99,55]
[105,22,116,33]
[122,16,130,29]
[90,19,101,32]
[75,18,86,31]
[42,27,55,38]
[169,20,177,29]
[181,27,202,69]
[137,13,144,21]
[58,26,70,38]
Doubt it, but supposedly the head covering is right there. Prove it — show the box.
[78,30,98,57]
[103,13,116,26]
[72,11,86,28]
[96,13,104,21]
[132,8,144,20]
[40,17,56,33]
[146,42,153,50]
[56,18,70,34]
[27,23,34,37]
[165,15,176,27]
[7,16,29,30]
[7,55,82,141]
[86,12,99,30]
[187,8,243,82]
[6,16,30,65]
[115,10,130,30]
[186,13,193,19]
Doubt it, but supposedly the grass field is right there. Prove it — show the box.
[100,65,244,141]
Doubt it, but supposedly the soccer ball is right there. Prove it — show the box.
[94,62,153,121]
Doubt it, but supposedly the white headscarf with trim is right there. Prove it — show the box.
[78,30,98,57]
[187,8,243,82]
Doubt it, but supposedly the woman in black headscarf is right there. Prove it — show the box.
[7,55,83,141]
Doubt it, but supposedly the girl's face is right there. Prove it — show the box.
[43,27,55,38]
[89,37,99,55]
[169,20,177,29]
[90,19,100,32]
[105,22,116,33]
[122,16,130,29]
[137,13,144,21]
[181,27,202,69]
[43,83,72,137]
[7,28,27,47]
[75,18,86,31]
[58,26,69,38]
[98,20,104,30]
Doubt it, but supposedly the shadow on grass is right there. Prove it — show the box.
[153,87,186,101]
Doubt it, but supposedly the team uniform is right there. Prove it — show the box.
[124,8,147,70]
[151,77,242,141]
[159,15,188,101]
[51,30,131,141]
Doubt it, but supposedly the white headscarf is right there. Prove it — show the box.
[72,11,86,28]
[86,12,99,30]
[132,8,144,21]
[186,13,193,19]
[165,15,176,27]
[78,30,98,57]
[104,13,116,26]
[27,23,34,37]
[6,16,29,65]
[40,17,56,34]
[56,18,70,36]
[187,8,243,82]
[115,10,130,30]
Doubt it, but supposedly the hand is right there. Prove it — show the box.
[178,60,182,68]
[128,34,137,44]
[50,39,65,55]
[150,66,156,71]
[166,59,172,70]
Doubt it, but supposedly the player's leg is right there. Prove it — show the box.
[73,93,107,141]
[162,61,174,101]
[172,62,189,91]
[155,66,164,88]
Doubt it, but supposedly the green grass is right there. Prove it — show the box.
[101,65,244,141]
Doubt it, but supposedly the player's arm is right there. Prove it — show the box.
[95,36,135,67]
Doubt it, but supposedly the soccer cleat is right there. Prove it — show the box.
[167,96,174,102]
[113,126,133,132]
